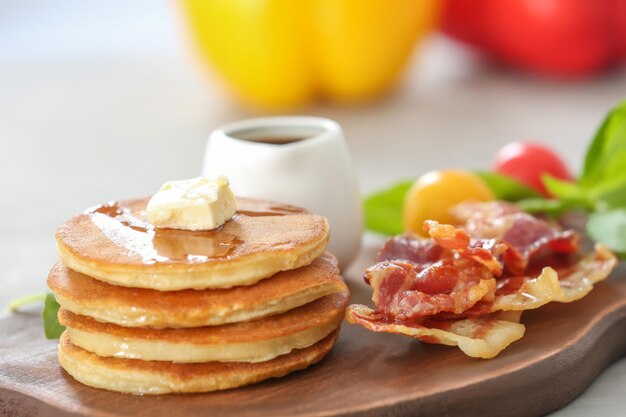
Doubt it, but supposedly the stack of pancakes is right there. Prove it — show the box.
[47,197,349,394]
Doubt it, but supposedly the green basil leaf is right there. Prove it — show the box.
[517,197,590,216]
[587,171,626,200]
[595,180,626,211]
[542,175,581,199]
[475,171,541,201]
[542,175,595,211]
[587,209,626,256]
[580,100,626,191]
[42,293,65,340]
[516,198,568,215]
[363,180,413,235]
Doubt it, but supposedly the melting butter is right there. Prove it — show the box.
[147,176,237,231]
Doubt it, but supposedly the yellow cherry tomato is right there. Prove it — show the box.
[403,170,495,236]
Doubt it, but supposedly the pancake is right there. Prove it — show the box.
[58,291,348,363]
[58,330,338,394]
[56,197,329,290]
[48,253,345,328]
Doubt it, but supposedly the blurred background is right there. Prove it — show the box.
[1,0,626,413]
[3,0,626,302]
[3,0,626,301]
[1,2,626,314]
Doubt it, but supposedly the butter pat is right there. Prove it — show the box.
[147,176,237,231]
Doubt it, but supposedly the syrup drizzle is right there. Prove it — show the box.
[235,203,306,218]
[86,199,295,265]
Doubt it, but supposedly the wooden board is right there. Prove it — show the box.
[1,261,626,417]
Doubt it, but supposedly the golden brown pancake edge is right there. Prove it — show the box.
[55,197,330,290]
[58,330,338,394]
[58,290,349,344]
[48,252,346,328]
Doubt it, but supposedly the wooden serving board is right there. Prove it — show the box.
[2,261,626,417]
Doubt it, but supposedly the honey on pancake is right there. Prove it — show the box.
[57,197,330,290]
[236,204,308,217]
[84,199,308,265]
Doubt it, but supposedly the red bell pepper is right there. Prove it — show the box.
[440,0,626,78]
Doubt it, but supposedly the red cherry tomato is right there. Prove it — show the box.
[492,142,574,196]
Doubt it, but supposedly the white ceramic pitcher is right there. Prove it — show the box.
[203,116,362,268]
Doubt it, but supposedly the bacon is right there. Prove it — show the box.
[424,220,505,275]
[347,201,618,359]
[365,259,496,318]
[451,201,520,227]
[369,222,504,319]
[430,244,617,320]
[346,304,525,359]
[377,235,444,266]
[452,202,580,271]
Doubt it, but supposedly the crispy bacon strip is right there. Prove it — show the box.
[348,201,618,358]
[439,244,617,318]
[424,220,505,274]
[346,305,525,359]
[496,244,616,307]
[369,221,510,319]
[366,259,496,318]
[452,202,579,272]
[377,235,444,266]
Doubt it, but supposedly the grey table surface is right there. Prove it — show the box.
[2,1,626,415]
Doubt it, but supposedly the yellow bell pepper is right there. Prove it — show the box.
[181,0,440,109]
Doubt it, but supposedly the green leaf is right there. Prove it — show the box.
[587,209,626,256]
[542,175,581,199]
[6,293,46,311]
[363,180,413,235]
[42,293,65,340]
[542,175,595,211]
[580,100,626,191]
[595,180,626,211]
[516,198,569,215]
[517,197,591,216]
[586,172,626,201]
[474,171,541,201]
